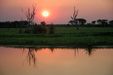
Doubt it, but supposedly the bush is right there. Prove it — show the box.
[24,28,32,33]
[48,24,55,34]
[32,25,47,34]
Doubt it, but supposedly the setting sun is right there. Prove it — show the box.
[42,10,50,18]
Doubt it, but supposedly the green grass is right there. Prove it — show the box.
[0,26,113,46]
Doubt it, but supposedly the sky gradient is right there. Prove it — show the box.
[0,0,113,24]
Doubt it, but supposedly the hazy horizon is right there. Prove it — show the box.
[0,0,113,24]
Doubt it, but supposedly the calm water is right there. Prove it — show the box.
[0,46,113,75]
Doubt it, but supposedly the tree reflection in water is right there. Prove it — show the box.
[74,48,79,56]
[24,47,55,66]
[49,48,55,53]
[85,46,94,56]
[27,48,37,65]
[23,47,95,66]
[73,47,94,56]
[23,47,42,66]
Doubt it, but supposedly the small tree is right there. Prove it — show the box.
[36,21,47,34]
[97,19,108,25]
[77,18,87,25]
[97,19,102,25]
[41,21,46,26]
[109,20,113,25]
[92,21,96,25]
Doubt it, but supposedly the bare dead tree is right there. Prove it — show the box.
[22,5,37,33]
[25,5,37,26]
[68,6,80,30]
[71,6,78,21]
[27,48,36,66]
[69,6,79,25]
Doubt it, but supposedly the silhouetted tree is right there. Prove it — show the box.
[102,19,108,25]
[76,18,87,25]
[28,21,48,34]
[41,21,46,26]
[25,5,36,26]
[68,6,80,29]
[92,21,96,25]
[23,5,38,34]
[97,19,102,25]
[69,6,78,25]
[109,20,113,25]
[34,21,47,34]
[97,19,108,25]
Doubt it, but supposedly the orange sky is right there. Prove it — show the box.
[0,0,113,23]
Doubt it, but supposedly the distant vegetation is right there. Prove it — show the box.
[0,26,113,46]
[0,21,28,28]
[0,19,113,28]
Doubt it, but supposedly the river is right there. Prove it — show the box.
[0,46,113,75]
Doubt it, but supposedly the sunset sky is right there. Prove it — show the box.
[0,0,113,24]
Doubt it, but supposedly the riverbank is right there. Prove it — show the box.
[0,26,113,46]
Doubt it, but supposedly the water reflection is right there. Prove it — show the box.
[85,46,94,56]
[0,46,113,75]
[26,48,37,65]
[22,47,41,66]
[24,46,95,65]
[49,48,55,53]
[23,47,55,66]
[74,48,79,56]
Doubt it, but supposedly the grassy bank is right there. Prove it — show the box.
[0,26,113,46]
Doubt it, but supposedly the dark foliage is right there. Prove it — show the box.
[76,18,87,25]
[97,19,108,25]
[32,25,47,34]
[0,21,28,28]
[109,20,113,25]
[91,21,96,25]
[48,24,55,34]
[41,21,46,26]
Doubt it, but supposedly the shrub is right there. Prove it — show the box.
[48,24,55,34]
[33,25,47,34]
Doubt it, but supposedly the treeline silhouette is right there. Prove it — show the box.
[68,19,113,27]
[0,21,28,28]
[23,47,95,66]
[0,19,113,28]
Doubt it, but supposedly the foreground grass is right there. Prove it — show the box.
[0,26,113,46]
